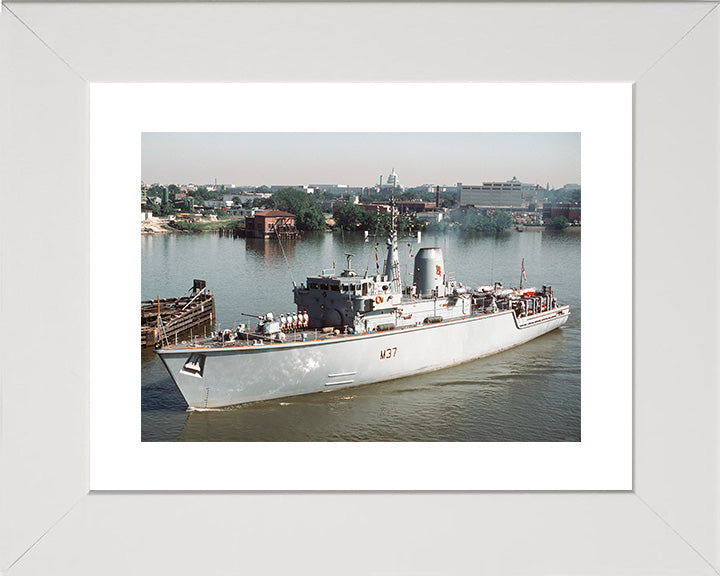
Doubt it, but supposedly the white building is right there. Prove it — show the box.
[458,177,538,209]
[387,168,399,189]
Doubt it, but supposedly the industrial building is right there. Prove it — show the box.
[458,177,539,210]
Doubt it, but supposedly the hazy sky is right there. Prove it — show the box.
[142,133,580,188]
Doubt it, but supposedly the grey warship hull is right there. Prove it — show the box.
[157,304,569,409]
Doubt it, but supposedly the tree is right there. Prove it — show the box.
[295,206,327,231]
[333,203,363,230]
[271,188,326,231]
[426,219,450,233]
[460,210,512,234]
[397,213,424,233]
[463,210,491,233]
[426,220,447,233]
[548,215,570,230]
[490,210,513,232]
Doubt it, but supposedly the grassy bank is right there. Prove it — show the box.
[168,217,245,232]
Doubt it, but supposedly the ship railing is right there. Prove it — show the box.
[213,327,331,347]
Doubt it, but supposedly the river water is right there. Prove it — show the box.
[141,228,580,442]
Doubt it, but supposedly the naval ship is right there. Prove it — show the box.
[156,215,570,409]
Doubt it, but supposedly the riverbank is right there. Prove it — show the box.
[142,218,580,236]
[141,217,244,235]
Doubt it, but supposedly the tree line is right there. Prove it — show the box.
[462,210,514,233]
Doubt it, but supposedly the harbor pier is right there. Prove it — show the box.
[141,280,216,347]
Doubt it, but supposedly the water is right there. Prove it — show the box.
[142,228,580,442]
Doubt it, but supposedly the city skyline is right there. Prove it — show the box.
[142,132,581,189]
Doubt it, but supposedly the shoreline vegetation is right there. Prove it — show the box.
[142,186,580,236]
[141,217,580,236]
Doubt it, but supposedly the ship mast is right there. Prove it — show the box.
[384,195,402,294]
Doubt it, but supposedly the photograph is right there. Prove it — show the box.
[141,132,581,442]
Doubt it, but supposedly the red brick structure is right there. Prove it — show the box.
[244,209,298,238]
[542,203,581,224]
[396,200,438,213]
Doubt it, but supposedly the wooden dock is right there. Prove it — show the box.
[141,280,216,347]
[218,225,302,240]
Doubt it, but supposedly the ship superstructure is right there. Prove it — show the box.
[156,208,570,409]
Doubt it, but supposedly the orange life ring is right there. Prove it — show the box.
[375,296,383,304]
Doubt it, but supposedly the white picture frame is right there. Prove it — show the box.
[2,2,718,574]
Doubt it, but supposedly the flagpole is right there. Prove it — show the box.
[520,258,524,290]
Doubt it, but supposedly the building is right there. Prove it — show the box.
[458,177,539,210]
[415,211,444,223]
[244,209,298,238]
[222,192,272,204]
[310,184,362,196]
[174,197,196,211]
[561,183,581,192]
[227,206,258,218]
[203,200,233,209]
[459,180,523,209]
[222,192,249,202]
[377,168,403,194]
[387,168,399,189]
[319,195,359,213]
[357,202,393,214]
[542,203,581,224]
[396,200,437,213]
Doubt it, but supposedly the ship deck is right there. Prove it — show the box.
[155,301,569,353]
[158,308,494,351]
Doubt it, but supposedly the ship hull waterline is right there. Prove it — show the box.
[157,306,570,409]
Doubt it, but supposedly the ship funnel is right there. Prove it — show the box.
[413,247,445,298]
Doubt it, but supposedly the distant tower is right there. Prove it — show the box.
[387,168,399,189]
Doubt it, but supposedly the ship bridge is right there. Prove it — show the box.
[295,265,402,330]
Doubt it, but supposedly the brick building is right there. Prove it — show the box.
[244,209,297,238]
[542,203,581,224]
